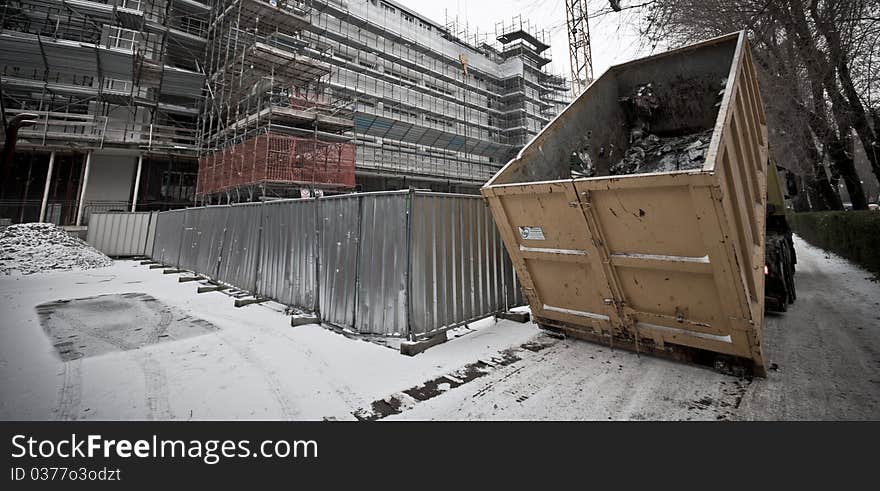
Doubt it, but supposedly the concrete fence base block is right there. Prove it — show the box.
[149,264,165,270]
[291,316,320,327]
[163,269,185,275]
[234,297,268,308]
[140,260,158,265]
[497,311,531,323]
[197,286,227,294]
[178,276,203,283]
[400,331,449,357]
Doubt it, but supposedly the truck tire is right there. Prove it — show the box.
[776,252,789,312]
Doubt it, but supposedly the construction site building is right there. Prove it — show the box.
[1,0,209,225]
[1,0,569,223]
[308,2,570,193]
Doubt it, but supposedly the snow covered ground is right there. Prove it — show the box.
[390,237,880,421]
[0,262,536,420]
[0,236,877,420]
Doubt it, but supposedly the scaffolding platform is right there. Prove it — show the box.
[197,133,356,197]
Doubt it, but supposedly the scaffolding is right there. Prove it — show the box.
[0,0,210,154]
[197,132,354,197]
[195,0,355,201]
[3,0,571,208]
[293,1,571,190]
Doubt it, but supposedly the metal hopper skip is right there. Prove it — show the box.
[482,32,773,375]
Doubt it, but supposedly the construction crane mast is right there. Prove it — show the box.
[565,0,595,97]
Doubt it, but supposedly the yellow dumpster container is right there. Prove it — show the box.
[482,32,769,375]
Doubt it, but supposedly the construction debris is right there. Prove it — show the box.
[571,81,723,178]
[0,223,113,275]
[610,129,714,175]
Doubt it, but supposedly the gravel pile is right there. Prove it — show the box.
[0,223,113,275]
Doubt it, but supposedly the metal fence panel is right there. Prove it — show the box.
[318,195,360,328]
[409,193,508,338]
[144,192,524,339]
[192,206,229,278]
[144,212,158,258]
[216,203,262,291]
[178,208,202,273]
[151,209,187,266]
[355,192,409,336]
[86,212,156,257]
[257,199,318,311]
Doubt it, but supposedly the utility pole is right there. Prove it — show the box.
[565,0,595,97]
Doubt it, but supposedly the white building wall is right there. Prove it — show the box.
[83,154,138,203]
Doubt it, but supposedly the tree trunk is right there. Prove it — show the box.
[784,0,868,208]
[827,129,868,209]
[808,0,880,185]
[810,161,843,211]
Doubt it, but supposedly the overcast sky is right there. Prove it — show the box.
[404,0,656,80]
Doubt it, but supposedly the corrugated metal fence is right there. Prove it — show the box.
[148,191,524,339]
[86,212,158,257]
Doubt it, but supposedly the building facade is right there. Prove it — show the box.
[1,0,568,224]
[1,0,208,225]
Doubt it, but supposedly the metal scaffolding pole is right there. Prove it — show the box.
[39,150,55,222]
[131,154,143,212]
[75,151,93,226]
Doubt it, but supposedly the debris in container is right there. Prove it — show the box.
[610,129,714,175]
[609,81,718,176]
[570,131,598,178]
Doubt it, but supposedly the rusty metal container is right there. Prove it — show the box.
[481,32,769,375]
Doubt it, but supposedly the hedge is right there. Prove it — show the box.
[790,211,880,277]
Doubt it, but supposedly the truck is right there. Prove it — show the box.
[482,32,796,376]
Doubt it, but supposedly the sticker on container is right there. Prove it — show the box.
[518,226,546,241]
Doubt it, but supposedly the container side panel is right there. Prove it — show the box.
[712,41,769,330]
[484,184,615,330]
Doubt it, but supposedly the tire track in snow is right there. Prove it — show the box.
[261,324,364,416]
[56,359,82,421]
[213,330,298,420]
[51,309,174,420]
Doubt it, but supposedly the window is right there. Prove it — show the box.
[161,171,196,202]
[107,27,137,51]
[426,116,454,129]
[120,0,143,10]
[178,16,208,37]
[104,78,132,93]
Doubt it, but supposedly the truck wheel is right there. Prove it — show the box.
[776,255,789,312]
[785,245,797,304]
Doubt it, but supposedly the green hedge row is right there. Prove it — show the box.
[790,211,880,276]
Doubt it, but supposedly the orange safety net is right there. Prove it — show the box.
[197,133,356,196]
